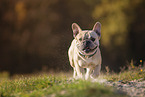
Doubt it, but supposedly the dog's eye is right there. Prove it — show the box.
[79,38,82,41]
[91,37,95,41]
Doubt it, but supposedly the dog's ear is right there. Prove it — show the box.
[72,23,81,38]
[92,22,101,39]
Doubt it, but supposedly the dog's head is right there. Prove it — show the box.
[72,22,101,55]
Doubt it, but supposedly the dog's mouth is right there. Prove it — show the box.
[83,46,97,53]
[83,47,91,53]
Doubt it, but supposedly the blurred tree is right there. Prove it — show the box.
[0,0,145,74]
[128,0,145,65]
[92,0,145,71]
[0,0,96,74]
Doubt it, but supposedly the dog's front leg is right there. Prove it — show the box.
[74,63,83,79]
[85,68,93,80]
[73,67,77,78]
[91,64,101,79]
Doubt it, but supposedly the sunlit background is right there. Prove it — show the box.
[0,0,145,75]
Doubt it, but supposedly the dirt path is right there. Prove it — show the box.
[105,78,145,97]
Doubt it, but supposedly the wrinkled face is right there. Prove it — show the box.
[72,22,101,55]
[76,30,100,55]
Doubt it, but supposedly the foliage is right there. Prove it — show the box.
[93,0,142,47]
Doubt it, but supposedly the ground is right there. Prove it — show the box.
[0,66,144,97]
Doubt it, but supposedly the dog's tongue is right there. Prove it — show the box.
[84,47,90,53]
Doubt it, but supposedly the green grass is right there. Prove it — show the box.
[0,74,127,97]
[105,66,145,82]
[0,66,144,97]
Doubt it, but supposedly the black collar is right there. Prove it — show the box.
[79,49,97,58]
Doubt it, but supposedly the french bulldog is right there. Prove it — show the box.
[68,22,102,80]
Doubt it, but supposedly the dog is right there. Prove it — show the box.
[68,22,102,80]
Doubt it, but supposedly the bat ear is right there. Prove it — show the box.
[92,22,101,39]
[72,23,82,38]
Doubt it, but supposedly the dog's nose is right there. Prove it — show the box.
[86,41,91,45]
[83,41,91,46]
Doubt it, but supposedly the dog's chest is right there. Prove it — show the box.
[78,58,97,68]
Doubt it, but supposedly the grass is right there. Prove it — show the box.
[105,69,145,82]
[0,74,127,97]
[104,62,145,82]
[0,64,144,97]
